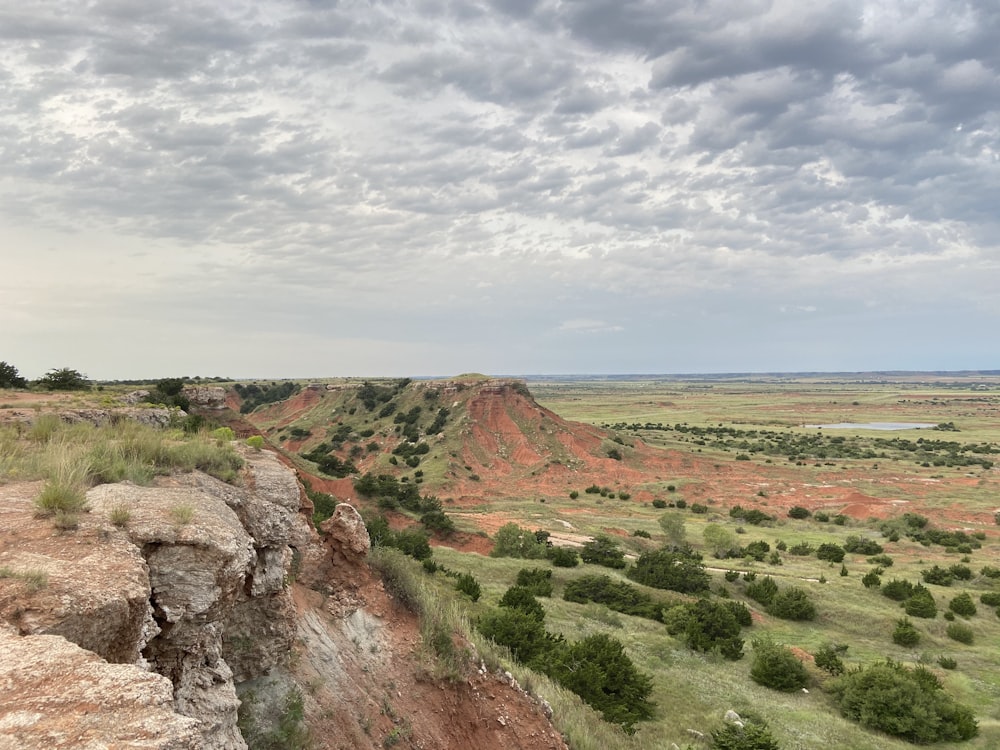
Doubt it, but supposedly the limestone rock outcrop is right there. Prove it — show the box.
[183,386,228,410]
[0,628,201,749]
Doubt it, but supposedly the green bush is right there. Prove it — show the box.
[515,568,553,597]
[829,660,978,743]
[946,622,974,644]
[949,592,977,617]
[684,599,744,661]
[490,523,548,559]
[711,712,779,750]
[477,608,559,665]
[0,361,27,389]
[36,367,90,391]
[563,575,664,622]
[455,573,481,601]
[921,565,954,586]
[750,638,808,691]
[787,506,811,519]
[979,592,1000,607]
[652,498,667,508]
[938,656,958,670]
[543,633,654,733]
[816,543,845,563]
[904,585,937,618]
[882,578,915,601]
[814,644,847,675]
[628,548,710,594]
[861,570,882,589]
[547,546,579,567]
[844,535,883,555]
[745,576,779,607]
[580,534,627,569]
[245,435,265,450]
[569,490,579,499]
[767,587,816,621]
[499,586,544,620]
[892,618,920,647]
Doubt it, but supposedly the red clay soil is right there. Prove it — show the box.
[291,572,567,750]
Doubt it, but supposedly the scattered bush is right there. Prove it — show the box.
[710,712,780,750]
[491,523,548,559]
[499,586,544,619]
[745,577,779,607]
[844,535,883,555]
[544,633,655,733]
[684,599,744,661]
[547,546,579,567]
[979,592,1000,607]
[921,565,954,586]
[861,570,882,589]
[455,573,481,601]
[787,505,811,519]
[515,568,553,597]
[652,498,667,508]
[563,575,664,622]
[892,618,920,647]
[580,535,627,569]
[816,543,846,563]
[946,622,974,644]
[767,587,816,621]
[814,644,847,676]
[628,548,710,594]
[477,608,559,665]
[949,592,977,617]
[829,660,978,743]
[904,585,937,618]
[882,578,915,601]
[750,638,808,691]
[937,656,958,670]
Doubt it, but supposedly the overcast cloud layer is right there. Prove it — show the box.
[2,0,998,379]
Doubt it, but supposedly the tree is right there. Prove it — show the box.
[703,524,737,557]
[499,586,545,621]
[949,592,977,617]
[750,638,809,691]
[892,618,920,647]
[0,361,27,389]
[830,660,978,743]
[768,587,816,621]
[628,548,710,594]
[455,573,481,601]
[544,633,654,732]
[491,523,548,559]
[711,712,780,750]
[658,512,687,546]
[580,534,626,569]
[904,585,937,618]
[477,608,559,665]
[36,367,90,391]
[684,599,744,660]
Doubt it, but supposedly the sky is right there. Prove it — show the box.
[1,0,998,380]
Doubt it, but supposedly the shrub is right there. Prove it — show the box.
[628,548,710,594]
[946,622,974,644]
[652,498,667,508]
[814,644,846,676]
[632,529,651,538]
[868,554,893,567]
[674,498,686,508]
[844,535,883,555]
[788,542,814,556]
[392,527,432,561]
[547,546,579,567]
[949,564,973,581]
[690,503,708,514]
[569,490,579,500]
[491,523,548,559]
[477,608,559,665]
[829,660,978,743]
[726,601,752,627]
[768,587,817,621]
[816,543,845,563]
[36,367,90,391]
[724,570,740,583]
[245,435,265,450]
[921,565,954,586]
[892,618,920,647]
[211,426,236,442]
[745,576,779,607]
[949,592,977,617]
[515,568,553,597]
[787,506,811,519]
[861,570,882,589]
[882,578,915,601]
[499,586,544,619]
[563,575,664,622]
[742,540,770,562]
[544,633,655,733]
[904,585,937,618]
[750,638,808,691]
[580,534,626,569]
[0,361,27,389]
[937,656,958,670]
[979,592,1000,607]
[684,599,744,661]
[711,712,780,750]
[455,573,481,601]
[814,511,830,522]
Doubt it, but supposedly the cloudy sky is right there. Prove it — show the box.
[2,0,998,380]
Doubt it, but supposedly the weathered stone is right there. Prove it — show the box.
[0,629,201,749]
[183,386,228,410]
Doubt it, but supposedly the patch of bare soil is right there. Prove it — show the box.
[289,579,567,750]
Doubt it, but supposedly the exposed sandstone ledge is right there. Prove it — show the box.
[0,628,202,750]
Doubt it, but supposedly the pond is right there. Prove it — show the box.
[805,422,937,431]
